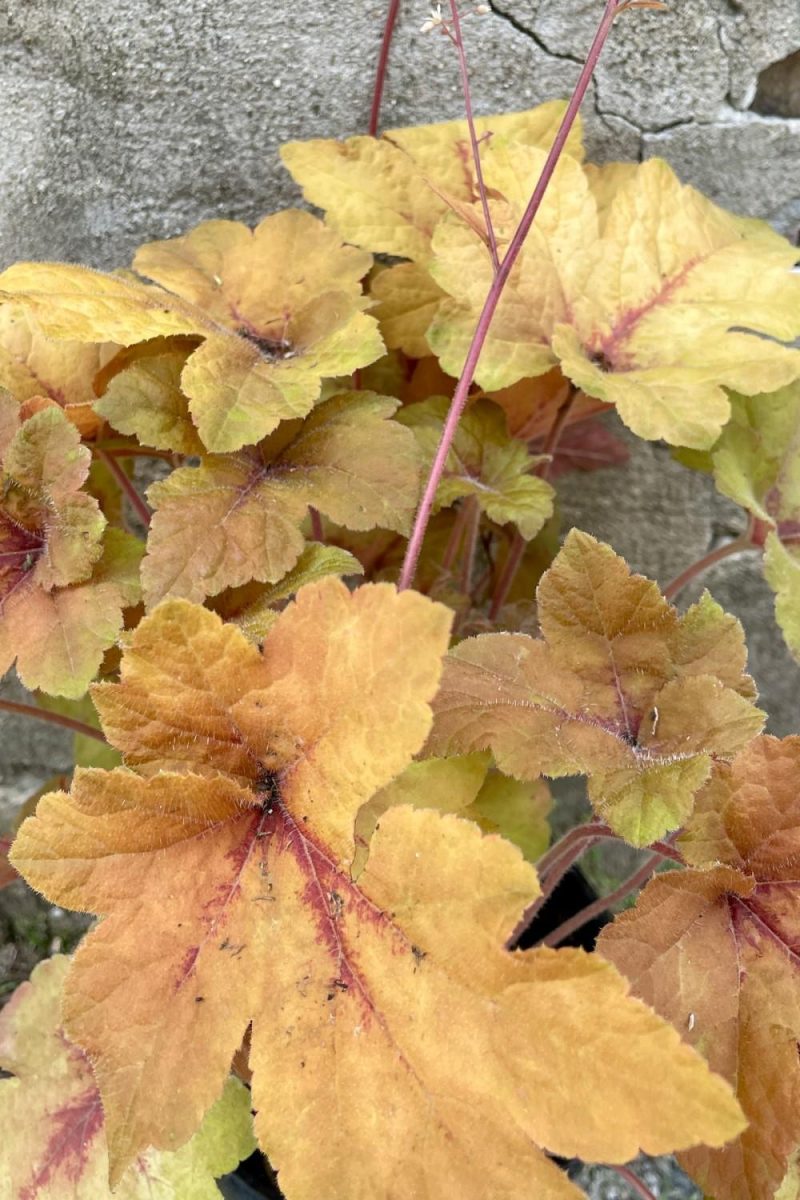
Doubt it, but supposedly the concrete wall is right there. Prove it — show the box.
[1,0,799,811]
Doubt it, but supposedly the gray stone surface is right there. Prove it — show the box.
[1,0,798,270]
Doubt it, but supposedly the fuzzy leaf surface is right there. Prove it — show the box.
[429,530,763,845]
[141,392,419,605]
[600,735,800,1200]
[0,955,255,1199]
[11,581,744,1199]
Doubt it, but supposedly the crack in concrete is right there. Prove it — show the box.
[486,0,583,66]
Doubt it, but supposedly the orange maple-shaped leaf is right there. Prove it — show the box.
[0,955,255,1199]
[0,395,142,696]
[599,735,800,1200]
[11,579,745,1198]
[428,530,764,845]
[281,101,584,264]
[140,390,420,606]
[0,305,118,439]
[427,150,800,449]
[0,211,384,454]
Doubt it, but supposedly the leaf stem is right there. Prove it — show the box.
[0,698,108,744]
[369,0,402,136]
[398,0,625,591]
[488,389,576,618]
[309,506,325,543]
[459,496,481,595]
[447,0,500,273]
[540,850,664,947]
[99,446,176,463]
[663,534,754,602]
[94,447,151,529]
[506,819,683,947]
[614,1165,659,1200]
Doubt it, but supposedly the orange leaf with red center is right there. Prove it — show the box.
[599,735,800,1200]
[11,579,745,1199]
[0,955,255,1199]
[0,396,143,696]
[428,529,764,845]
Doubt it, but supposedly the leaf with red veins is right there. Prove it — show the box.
[428,530,764,846]
[428,152,800,449]
[141,391,420,606]
[601,735,800,1200]
[9,579,746,1198]
[0,955,255,1199]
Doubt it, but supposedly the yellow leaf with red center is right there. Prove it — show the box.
[600,735,800,1200]
[398,396,554,540]
[10,579,745,1198]
[0,955,255,1199]
[141,391,420,606]
[428,530,763,845]
[281,101,584,263]
[0,211,384,454]
[427,149,800,449]
[0,305,118,438]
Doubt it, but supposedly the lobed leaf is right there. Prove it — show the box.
[281,101,583,264]
[399,396,554,540]
[141,391,420,606]
[0,212,385,454]
[428,530,763,845]
[0,955,255,1199]
[0,404,142,696]
[428,152,800,449]
[600,735,800,1200]
[10,580,744,1198]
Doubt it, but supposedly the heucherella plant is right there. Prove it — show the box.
[1,2,800,1198]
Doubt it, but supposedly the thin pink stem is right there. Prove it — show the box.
[100,446,175,462]
[398,0,625,591]
[309,507,325,543]
[663,535,754,602]
[448,0,500,273]
[0,698,108,744]
[459,496,481,595]
[440,501,471,572]
[506,820,683,947]
[369,0,402,136]
[488,390,576,618]
[94,447,151,528]
[615,1165,659,1200]
[540,850,665,947]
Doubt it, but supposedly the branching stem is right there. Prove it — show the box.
[398,0,626,591]
[0,698,108,744]
[447,0,500,272]
[540,850,664,947]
